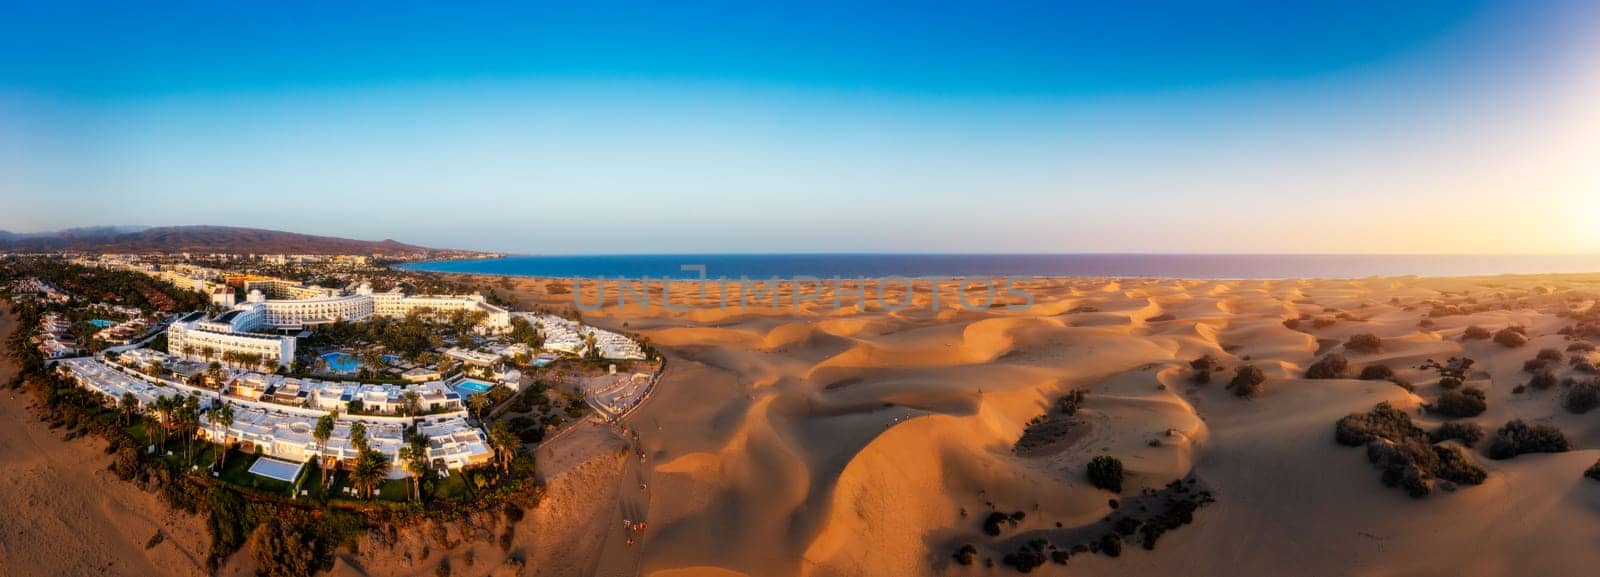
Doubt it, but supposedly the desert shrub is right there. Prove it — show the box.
[1487,420,1570,460]
[1564,380,1600,414]
[1530,371,1559,390]
[1431,421,1484,447]
[1536,348,1565,362]
[1574,360,1599,374]
[981,512,1010,537]
[1002,540,1050,572]
[1338,403,1488,498]
[1433,387,1487,418]
[1335,402,1423,446]
[1568,341,1597,353]
[1055,390,1086,415]
[1494,327,1529,348]
[1189,355,1217,384]
[1305,354,1349,379]
[1524,359,1552,373]
[251,521,318,577]
[1344,333,1384,354]
[953,544,978,566]
[1098,533,1123,558]
[1586,460,1600,482]
[1282,318,1302,331]
[1087,456,1124,493]
[1229,365,1265,398]
[1432,445,1487,486]
[1463,326,1492,340]
[1358,364,1395,381]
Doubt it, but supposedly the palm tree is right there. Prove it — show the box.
[180,396,200,465]
[153,396,176,448]
[583,331,600,360]
[468,393,490,422]
[402,390,421,417]
[212,402,235,468]
[313,410,336,487]
[399,432,430,502]
[350,449,388,500]
[118,392,138,427]
[489,421,518,475]
[350,421,368,453]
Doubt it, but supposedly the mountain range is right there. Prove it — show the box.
[0,226,471,258]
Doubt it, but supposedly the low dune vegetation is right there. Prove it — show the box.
[1486,420,1571,460]
[1564,379,1600,414]
[1334,403,1488,498]
[1229,365,1266,398]
[1494,326,1530,348]
[1305,354,1349,379]
[1344,333,1384,354]
[1432,387,1488,418]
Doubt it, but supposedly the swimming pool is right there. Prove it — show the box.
[320,352,360,373]
[89,319,115,328]
[454,379,496,396]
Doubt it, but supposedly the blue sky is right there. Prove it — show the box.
[3,1,1598,253]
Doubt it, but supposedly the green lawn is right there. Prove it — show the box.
[214,452,295,495]
[431,471,472,502]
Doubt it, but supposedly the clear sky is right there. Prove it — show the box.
[3,1,1598,254]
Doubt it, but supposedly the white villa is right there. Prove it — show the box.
[57,357,492,475]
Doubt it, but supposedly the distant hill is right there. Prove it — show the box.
[0,225,472,258]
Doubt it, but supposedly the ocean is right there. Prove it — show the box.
[397,254,1600,280]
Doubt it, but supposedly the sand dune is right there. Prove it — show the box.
[505,274,1600,577]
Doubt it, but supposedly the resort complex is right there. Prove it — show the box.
[5,254,661,489]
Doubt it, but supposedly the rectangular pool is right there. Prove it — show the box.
[454,379,496,396]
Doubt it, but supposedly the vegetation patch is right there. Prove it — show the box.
[961,477,1214,573]
[1086,456,1124,493]
[1334,403,1488,498]
[1494,326,1529,348]
[1431,387,1486,418]
[1305,354,1348,379]
[1013,390,1089,456]
[1486,420,1570,460]
[1228,365,1265,398]
[1344,333,1383,354]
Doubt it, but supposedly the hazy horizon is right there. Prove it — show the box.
[5,1,1599,254]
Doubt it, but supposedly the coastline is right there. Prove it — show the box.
[395,253,1600,282]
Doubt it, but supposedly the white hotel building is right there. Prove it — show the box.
[167,282,512,369]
